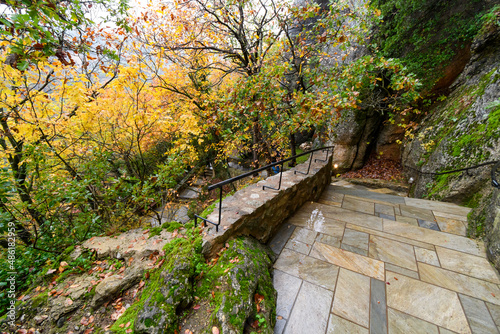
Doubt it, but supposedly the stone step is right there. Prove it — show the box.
[320,182,469,236]
[270,181,500,334]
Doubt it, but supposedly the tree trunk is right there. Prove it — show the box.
[289,132,297,167]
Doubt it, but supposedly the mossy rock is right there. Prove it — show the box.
[213,237,276,334]
[132,238,201,334]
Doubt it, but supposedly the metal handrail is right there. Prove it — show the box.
[194,146,334,231]
[492,161,500,189]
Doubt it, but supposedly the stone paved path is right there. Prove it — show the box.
[268,180,500,334]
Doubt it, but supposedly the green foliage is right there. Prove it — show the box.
[0,0,130,67]
[148,221,184,238]
[373,0,491,90]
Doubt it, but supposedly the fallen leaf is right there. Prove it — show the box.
[277,316,283,320]
[119,324,125,328]
[250,320,259,328]
[47,268,56,275]
[212,327,220,334]
[88,315,94,323]
[125,321,131,327]
[81,316,89,326]
[125,330,132,334]
[65,298,73,306]
[184,330,193,334]
[254,293,264,304]
[193,304,201,310]
[394,277,398,281]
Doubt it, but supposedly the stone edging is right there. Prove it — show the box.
[201,153,333,257]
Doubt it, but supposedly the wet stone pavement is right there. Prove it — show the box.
[268,180,500,334]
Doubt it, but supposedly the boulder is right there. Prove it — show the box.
[133,245,195,333]
[215,237,276,334]
[91,264,144,308]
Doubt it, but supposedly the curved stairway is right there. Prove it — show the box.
[269,180,500,334]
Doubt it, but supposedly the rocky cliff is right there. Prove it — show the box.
[403,11,500,271]
[331,0,497,171]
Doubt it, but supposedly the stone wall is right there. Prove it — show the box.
[201,152,332,257]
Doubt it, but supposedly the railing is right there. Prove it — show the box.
[404,160,500,188]
[194,146,334,232]
[492,161,500,189]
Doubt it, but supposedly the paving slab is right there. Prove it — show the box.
[435,216,467,236]
[486,302,500,330]
[328,185,406,204]
[284,281,333,334]
[285,239,312,255]
[435,246,500,284]
[342,195,375,215]
[385,263,419,280]
[342,228,369,250]
[414,247,440,267]
[347,223,435,250]
[341,243,368,256]
[404,197,471,216]
[459,294,499,334]
[399,204,436,222]
[327,314,368,334]
[368,235,417,271]
[369,278,388,334]
[271,181,499,334]
[418,262,500,305]
[417,219,440,231]
[383,219,484,256]
[300,202,384,231]
[332,268,371,328]
[310,242,385,280]
[387,308,439,334]
[273,270,302,319]
[274,248,340,291]
[269,222,296,255]
[433,210,469,221]
[386,271,470,333]
[395,215,419,226]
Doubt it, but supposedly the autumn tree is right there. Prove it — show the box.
[0,0,129,68]
[134,0,289,167]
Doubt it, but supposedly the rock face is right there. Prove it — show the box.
[486,186,500,271]
[402,18,500,271]
[134,247,195,334]
[201,152,332,257]
[215,237,276,334]
[332,107,385,172]
[91,264,144,308]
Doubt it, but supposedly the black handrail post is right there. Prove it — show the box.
[263,161,284,191]
[314,148,330,163]
[492,161,500,189]
[216,187,222,232]
[295,151,314,175]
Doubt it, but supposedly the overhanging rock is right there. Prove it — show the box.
[201,153,333,257]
